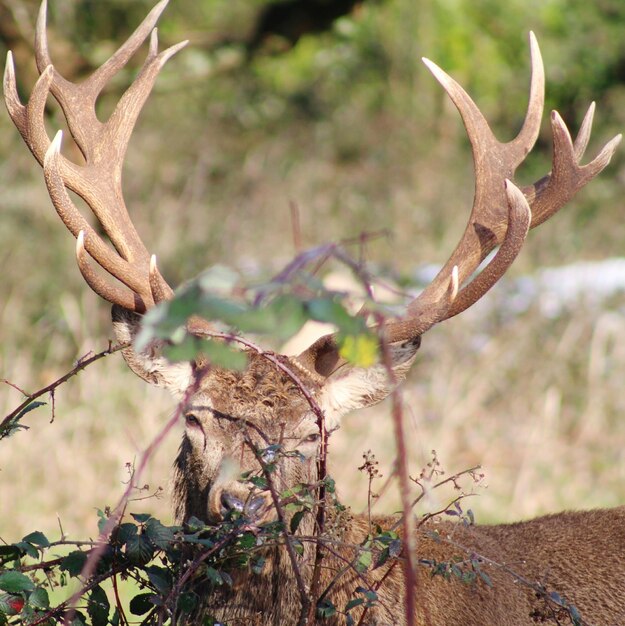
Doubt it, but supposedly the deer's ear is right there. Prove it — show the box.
[316,336,421,432]
[112,305,193,397]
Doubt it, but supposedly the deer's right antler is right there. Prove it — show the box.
[3,0,185,314]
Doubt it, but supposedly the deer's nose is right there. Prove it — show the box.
[220,492,267,519]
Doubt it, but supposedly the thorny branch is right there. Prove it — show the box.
[1,341,127,436]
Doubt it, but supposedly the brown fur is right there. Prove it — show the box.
[156,347,625,625]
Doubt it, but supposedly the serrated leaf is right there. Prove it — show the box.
[163,335,206,362]
[116,523,138,545]
[186,516,208,531]
[28,587,49,610]
[0,572,34,593]
[14,541,38,559]
[129,593,155,616]
[549,591,563,605]
[145,566,171,595]
[60,551,88,576]
[197,265,240,294]
[145,519,175,550]
[125,534,154,565]
[323,476,336,493]
[363,589,378,602]
[21,532,49,548]
[88,585,109,626]
[306,298,351,326]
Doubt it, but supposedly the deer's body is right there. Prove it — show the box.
[165,349,625,625]
[181,484,625,625]
[5,2,622,624]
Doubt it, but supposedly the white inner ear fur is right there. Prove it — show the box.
[318,338,421,432]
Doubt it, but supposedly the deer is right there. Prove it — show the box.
[4,1,624,625]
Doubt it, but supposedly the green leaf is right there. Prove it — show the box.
[130,513,152,524]
[68,610,88,625]
[236,533,256,550]
[477,569,492,588]
[205,567,224,586]
[13,541,38,559]
[355,549,372,573]
[290,510,306,534]
[15,401,47,421]
[177,592,197,614]
[0,545,22,562]
[28,587,49,610]
[69,611,88,625]
[125,534,154,565]
[292,540,304,556]
[316,599,336,618]
[116,523,138,545]
[60,551,88,576]
[21,532,49,548]
[145,566,171,595]
[145,519,175,550]
[0,572,34,593]
[338,333,378,367]
[248,476,268,489]
[345,598,364,611]
[88,585,110,626]
[96,509,108,534]
[129,593,155,616]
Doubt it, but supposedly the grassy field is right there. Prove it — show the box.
[1,0,625,547]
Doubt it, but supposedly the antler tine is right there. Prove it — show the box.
[446,180,531,318]
[523,111,622,228]
[379,33,544,343]
[5,0,189,313]
[75,230,142,311]
[380,33,621,343]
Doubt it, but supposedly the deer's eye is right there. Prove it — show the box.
[303,433,320,443]
[185,414,200,427]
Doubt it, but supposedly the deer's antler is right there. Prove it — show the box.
[296,33,620,377]
[4,0,186,314]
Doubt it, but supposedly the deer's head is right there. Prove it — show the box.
[5,0,620,526]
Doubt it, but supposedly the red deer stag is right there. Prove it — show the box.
[4,1,623,625]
